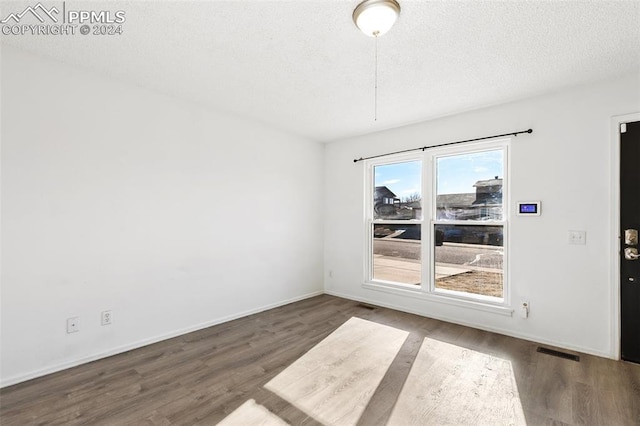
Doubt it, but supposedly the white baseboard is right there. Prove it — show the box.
[3,288,614,388]
[0,290,323,388]
[324,290,615,360]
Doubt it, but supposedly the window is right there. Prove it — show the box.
[366,141,508,306]
[433,148,505,301]
[369,159,422,286]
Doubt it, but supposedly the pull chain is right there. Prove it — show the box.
[374,31,379,121]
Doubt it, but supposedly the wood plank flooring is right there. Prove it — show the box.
[1,295,639,425]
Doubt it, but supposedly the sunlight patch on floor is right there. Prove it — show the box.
[387,337,527,425]
[217,399,289,426]
[264,317,409,426]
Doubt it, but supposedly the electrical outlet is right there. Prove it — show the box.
[520,301,529,319]
[568,230,586,245]
[67,317,79,333]
[101,310,112,326]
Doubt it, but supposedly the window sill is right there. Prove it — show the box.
[363,281,514,316]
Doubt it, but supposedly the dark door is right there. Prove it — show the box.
[621,120,640,364]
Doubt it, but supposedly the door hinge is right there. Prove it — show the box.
[621,123,627,133]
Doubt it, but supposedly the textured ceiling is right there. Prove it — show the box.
[2,0,640,142]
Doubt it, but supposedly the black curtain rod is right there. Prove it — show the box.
[353,128,533,163]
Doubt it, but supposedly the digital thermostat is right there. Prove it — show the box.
[516,201,541,216]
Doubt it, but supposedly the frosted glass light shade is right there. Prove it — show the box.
[353,0,400,37]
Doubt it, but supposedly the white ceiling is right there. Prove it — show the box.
[3,0,640,142]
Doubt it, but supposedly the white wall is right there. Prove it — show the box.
[0,47,324,386]
[324,73,640,358]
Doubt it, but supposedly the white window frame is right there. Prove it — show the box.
[365,153,424,291]
[364,139,512,315]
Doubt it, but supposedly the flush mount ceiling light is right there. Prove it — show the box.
[353,0,401,37]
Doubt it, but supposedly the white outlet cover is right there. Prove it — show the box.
[568,230,587,245]
[67,317,79,333]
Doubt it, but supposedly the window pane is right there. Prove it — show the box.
[374,161,422,220]
[373,224,421,285]
[434,224,503,298]
[436,150,503,221]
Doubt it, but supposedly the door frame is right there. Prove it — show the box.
[610,112,640,360]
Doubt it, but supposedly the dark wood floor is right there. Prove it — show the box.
[1,295,639,425]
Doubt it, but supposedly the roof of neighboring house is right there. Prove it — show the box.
[375,186,399,199]
[436,193,476,207]
[474,178,503,188]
